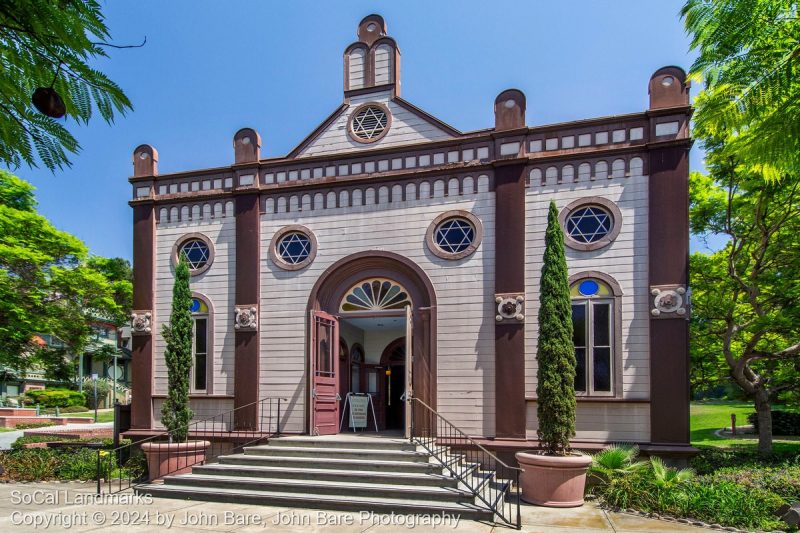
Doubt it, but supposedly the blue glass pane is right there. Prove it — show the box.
[579,280,599,296]
[190,298,201,313]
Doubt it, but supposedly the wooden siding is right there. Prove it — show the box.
[526,401,651,442]
[154,218,237,396]
[524,175,650,441]
[152,397,234,431]
[296,90,454,158]
[260,177,495,435]
[348,48,365,90]
[374,44,392,85]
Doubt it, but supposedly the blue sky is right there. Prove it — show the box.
[15,0,702,261]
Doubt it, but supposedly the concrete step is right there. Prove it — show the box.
[244,445,430,462]
[218,453,442,474]
[135,484,493,520]
[267,436,417,451]
[190,463,461,487]
[164,474,475,503]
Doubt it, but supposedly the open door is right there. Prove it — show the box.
[310,310,340,435]
[404,305,413,438]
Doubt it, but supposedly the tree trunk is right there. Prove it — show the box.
[753,388,773,456]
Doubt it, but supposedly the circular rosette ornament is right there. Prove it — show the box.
[495,295,525,322]
[651,287,687,316]
[234,306,258,330]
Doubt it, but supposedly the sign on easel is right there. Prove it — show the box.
[339,392,379,432]
[349,395,369,428]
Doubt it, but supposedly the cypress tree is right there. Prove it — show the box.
[536,201,576,455]
[161,257,194,442]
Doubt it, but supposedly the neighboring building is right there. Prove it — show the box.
[127,15,692,456]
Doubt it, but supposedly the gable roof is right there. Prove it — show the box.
[288,91,461,159]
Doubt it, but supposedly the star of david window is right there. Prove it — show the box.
[277,232,311,264]
[173,235,214,275]
[349,103,390,143]
[565,206,612,243]
[435,218,475,254]
[180,239,210,269]
[426,210,483,260]
[269,225,317,270]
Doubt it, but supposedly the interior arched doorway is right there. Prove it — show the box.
[307,251,437,435]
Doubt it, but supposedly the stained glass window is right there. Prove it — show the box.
[180,239,210,270]
[340,278,411,312]
[566,206,612,243]
[570,279,613,394]
[351,105,388,141]
[277,232,311,265]
[189,297,209,392]
[434,218,475,254]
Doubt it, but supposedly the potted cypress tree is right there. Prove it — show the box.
[516,201,591,507]
[141,257,209,480]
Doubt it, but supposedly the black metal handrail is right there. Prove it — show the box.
[408,396,521,529]
[103,395,287,493]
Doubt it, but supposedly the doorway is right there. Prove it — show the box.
[338,314,405,432]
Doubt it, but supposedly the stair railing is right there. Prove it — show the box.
[102,395,287,494]
[408,396,521,529]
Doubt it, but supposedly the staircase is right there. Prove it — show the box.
[135,435,495,520]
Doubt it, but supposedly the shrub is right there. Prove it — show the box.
[25,388,85,408]
[0,449,59,481]
[55,447,115,480]
[588,444,645,484]
[590,446,788,531]
[748,410,800,436]
[11,435,118,451]
[14,422,57,430]
[690,445,799,475]
[44,405,90,414]
[704,464,800,502]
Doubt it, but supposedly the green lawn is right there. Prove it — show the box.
[62,409,115,423]
[691,400,800,453]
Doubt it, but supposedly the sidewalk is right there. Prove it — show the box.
[0,482,709,532]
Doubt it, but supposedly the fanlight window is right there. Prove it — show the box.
[340,278,411,312]
[180,239,210,270]
[565,206,612,243]
[351,105,388,141]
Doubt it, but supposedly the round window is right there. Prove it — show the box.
[269,225,317,270]
[426,211,483,260]
[565,206,612,244]
[173,235,214,275]
[349,103,390,143]
[179,239,210,269]
[435,218,475,253]
[277,232,311,264]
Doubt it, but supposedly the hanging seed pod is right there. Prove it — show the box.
[32,87,66,118]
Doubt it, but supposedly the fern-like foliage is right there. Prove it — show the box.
[0,0,133,171]
[683,0,800,180]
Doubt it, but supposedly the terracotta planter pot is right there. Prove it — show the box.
[141,440,210,481]
[515,451,592,507]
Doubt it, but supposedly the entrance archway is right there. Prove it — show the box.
[307,251,437,434]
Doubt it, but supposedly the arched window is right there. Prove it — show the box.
[340,278,411,312]
[190,296,210,392]
[570,278,616,395]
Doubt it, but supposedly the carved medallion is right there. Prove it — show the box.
[650,285,689,318]
[234,305,258,331]
[495,293,525,323]
[131,311,153,335]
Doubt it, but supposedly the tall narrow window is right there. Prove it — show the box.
[570,279,614,395]
[190,297,209,392]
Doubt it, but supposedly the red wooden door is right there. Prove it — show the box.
[310,311,340,435]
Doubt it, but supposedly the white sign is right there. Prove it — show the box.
[349,395,369,428]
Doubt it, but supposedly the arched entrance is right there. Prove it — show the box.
[307,251,437,435]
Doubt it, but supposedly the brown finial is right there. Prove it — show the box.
[649,66,690,109]
[494,89,526,131]
[234,128,261,163]
[133,145,158,177]
[357,14,387,46]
